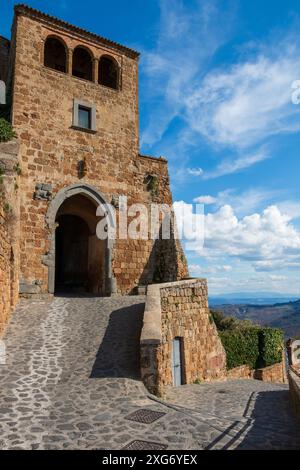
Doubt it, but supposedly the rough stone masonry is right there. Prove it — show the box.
[0,3,188,328]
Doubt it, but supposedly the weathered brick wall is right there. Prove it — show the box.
[9,7,188,296]
[0,140,20,335]
[0,36,10,83]
[141,280,226,395]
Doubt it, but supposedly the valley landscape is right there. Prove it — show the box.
[210,296,300,339]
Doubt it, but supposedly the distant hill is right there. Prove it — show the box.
[210,299,300,339]
[209,292,299,306]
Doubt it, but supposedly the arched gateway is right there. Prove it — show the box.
[45,184,115,296]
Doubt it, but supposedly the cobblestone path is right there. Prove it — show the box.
[0,296,299,450]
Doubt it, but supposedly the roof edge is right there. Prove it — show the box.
[139,154,168,164]
[14,4,140,59]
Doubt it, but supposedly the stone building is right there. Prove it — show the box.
[0,3,188,328]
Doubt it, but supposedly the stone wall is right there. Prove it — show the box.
[140,279,227,395]
[254,361,286,384]
[227,365,253,380]
[289,368,300,424]
[0,140,20,335]
[9,6,188,296]
[227,362,286,384]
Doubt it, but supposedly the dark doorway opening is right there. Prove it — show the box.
[54,193,108,296]
[55,214,90,293]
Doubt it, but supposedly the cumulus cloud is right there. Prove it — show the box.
[202,205,300,260]
[175,202,300,268]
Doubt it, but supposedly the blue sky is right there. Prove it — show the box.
[3,0,300,295]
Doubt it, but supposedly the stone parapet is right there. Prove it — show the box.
[289,368,300,424]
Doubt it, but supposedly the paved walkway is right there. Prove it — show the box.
[0,296,299,450]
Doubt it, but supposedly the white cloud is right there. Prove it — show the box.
[254,260,300,272]
[179,204,300,268]
[189,264,232,274]
[141,0,235,147]
[193,195,217,205]
[202,148,270,179]
[185,45,300,149]
[269,275,287,281]
[193,187,282,215]
[187,167,204,177]
[141,3,300,182]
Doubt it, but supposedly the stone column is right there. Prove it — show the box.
[67,48,73,75]
[93,58,99,84]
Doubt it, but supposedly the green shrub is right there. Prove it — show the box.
[220,328,260,370]
[259,328,283,367]
[219,327,284,371]
[0,118,16,142]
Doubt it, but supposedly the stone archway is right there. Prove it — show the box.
[45,183,116,296]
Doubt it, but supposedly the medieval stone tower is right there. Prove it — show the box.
[0,4,188,320]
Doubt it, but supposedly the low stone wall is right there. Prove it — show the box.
[254,361,286,384]
[0,139,20,335]
[140,279,227,395]
[227,362,286,384]
[289,368,300,424]
[227,365,254,380]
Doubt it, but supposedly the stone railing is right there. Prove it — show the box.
[140,279,227,396]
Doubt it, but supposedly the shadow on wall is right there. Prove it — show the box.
[90,303,145,380]
[206,389,300,450]
[136,220,187,293]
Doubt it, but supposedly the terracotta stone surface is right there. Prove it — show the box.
[141,279,227,395]
[227,365,254,380]
[254,361,286,384]
[0,140,20,335]
[0,5,188,301]
[227,362,286,384]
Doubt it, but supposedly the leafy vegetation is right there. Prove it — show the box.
[0,118,16,142]
[259,328,284,367]
[219,328,260,370]
[211,310,284,370]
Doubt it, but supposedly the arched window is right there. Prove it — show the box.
[98,56,119,90]
[44,37,67,73]
[72,47,93,81]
